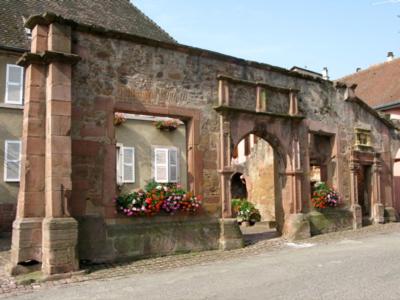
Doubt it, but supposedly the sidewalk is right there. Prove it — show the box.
[1,223,399,298]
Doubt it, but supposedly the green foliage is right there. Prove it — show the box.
[232,198,261,223]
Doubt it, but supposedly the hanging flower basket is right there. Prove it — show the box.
[114,113,127,126]
[154,120,180,131]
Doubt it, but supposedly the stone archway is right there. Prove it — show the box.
[231,133,283,234]
[216,77,311,243]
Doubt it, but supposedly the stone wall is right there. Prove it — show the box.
[69,25,395,229]
[10,15,400,273]
[78,215,220,263]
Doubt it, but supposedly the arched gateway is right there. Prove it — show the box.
[216,76,310,244]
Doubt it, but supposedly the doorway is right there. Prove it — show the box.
[231,134,281,245]
[357,165,372,225]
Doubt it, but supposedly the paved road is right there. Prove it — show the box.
[5,230,400,300]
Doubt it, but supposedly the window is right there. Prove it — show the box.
[4,140,21,182]
[154,147,179,183]
[116,144,135,184]
[5,64,24,105]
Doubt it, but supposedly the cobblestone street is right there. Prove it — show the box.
[1,223,400,298]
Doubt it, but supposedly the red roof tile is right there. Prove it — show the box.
[339,58,400,108]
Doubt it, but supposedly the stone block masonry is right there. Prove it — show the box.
[7,12,400,276]
[9,21,80,276]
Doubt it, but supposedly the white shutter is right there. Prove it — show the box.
[154,148,168,183]
[168,148,178,183]
[116,144,123,184]
[122,147,135,183]
[4,140,21,182]
[5,65,24,105]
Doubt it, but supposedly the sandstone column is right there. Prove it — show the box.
[350,160,362,229]
[217,79,243,250]
[10,25,48,274]
[372,155,384,224]
[42,23,78,275]
[282,133,310,241]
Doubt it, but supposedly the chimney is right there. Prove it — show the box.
[356,67,362,72]
[387,51,394,62]
[322,67,329,80]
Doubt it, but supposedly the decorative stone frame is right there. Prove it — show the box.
[349,150,384,228]
[215,76,308,241]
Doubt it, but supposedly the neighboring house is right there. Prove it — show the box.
[0,0,176,233]
[340,54,400,215]
[340,55,400,119]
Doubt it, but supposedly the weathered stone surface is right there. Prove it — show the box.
[283,214,311,241]
[10,218,42,267]
[219,218,244,250]
[42,218,79,275]
[308,209,353,236]
[384,207,397,223]
[373,203,385,224]
[78,215,220,263]
[352,204,363,229]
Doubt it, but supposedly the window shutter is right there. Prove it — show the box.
[4,140,21,182]
[122,147,135,183]
[5,65,24,104]
[168,148,178,183]
[116,145,123,184]
[154,148,168,183]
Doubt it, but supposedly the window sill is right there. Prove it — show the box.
[0,103,24,110]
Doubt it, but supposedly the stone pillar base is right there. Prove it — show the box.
[352,204,362,229]
[42,217,79,276]
[283,213,310,241]
[384,207,398,223]
[373,203,385,224]
[10,218,43,274]
[219,218,244,250]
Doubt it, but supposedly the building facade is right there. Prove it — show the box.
[6,12,399,276]
[0,0,176,234]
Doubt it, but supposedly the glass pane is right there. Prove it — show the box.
[123,148,133,164]
[155,150,167,165]
[124,165,133,181]
[7,84,22,103]
[156,166,167,182]
[7,161,19,181]
[8,66,22,83]
[7,142,20,161]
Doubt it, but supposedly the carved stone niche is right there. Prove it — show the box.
[354,128,373,152]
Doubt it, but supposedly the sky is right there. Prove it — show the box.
[133,0,400,79]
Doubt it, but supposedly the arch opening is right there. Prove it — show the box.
[231,132,283,244]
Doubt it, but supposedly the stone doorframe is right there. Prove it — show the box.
[349,151,384,229]
[114,102,203,196]
[215,76,310,242]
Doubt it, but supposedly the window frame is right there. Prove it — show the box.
[4,140,21,183]
[153,146,179,183]
[5,64,24,105]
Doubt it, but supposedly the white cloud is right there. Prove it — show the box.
[372,0,400,5]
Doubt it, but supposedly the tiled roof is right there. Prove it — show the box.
[0,0,175,49]
[339,58,400,108]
